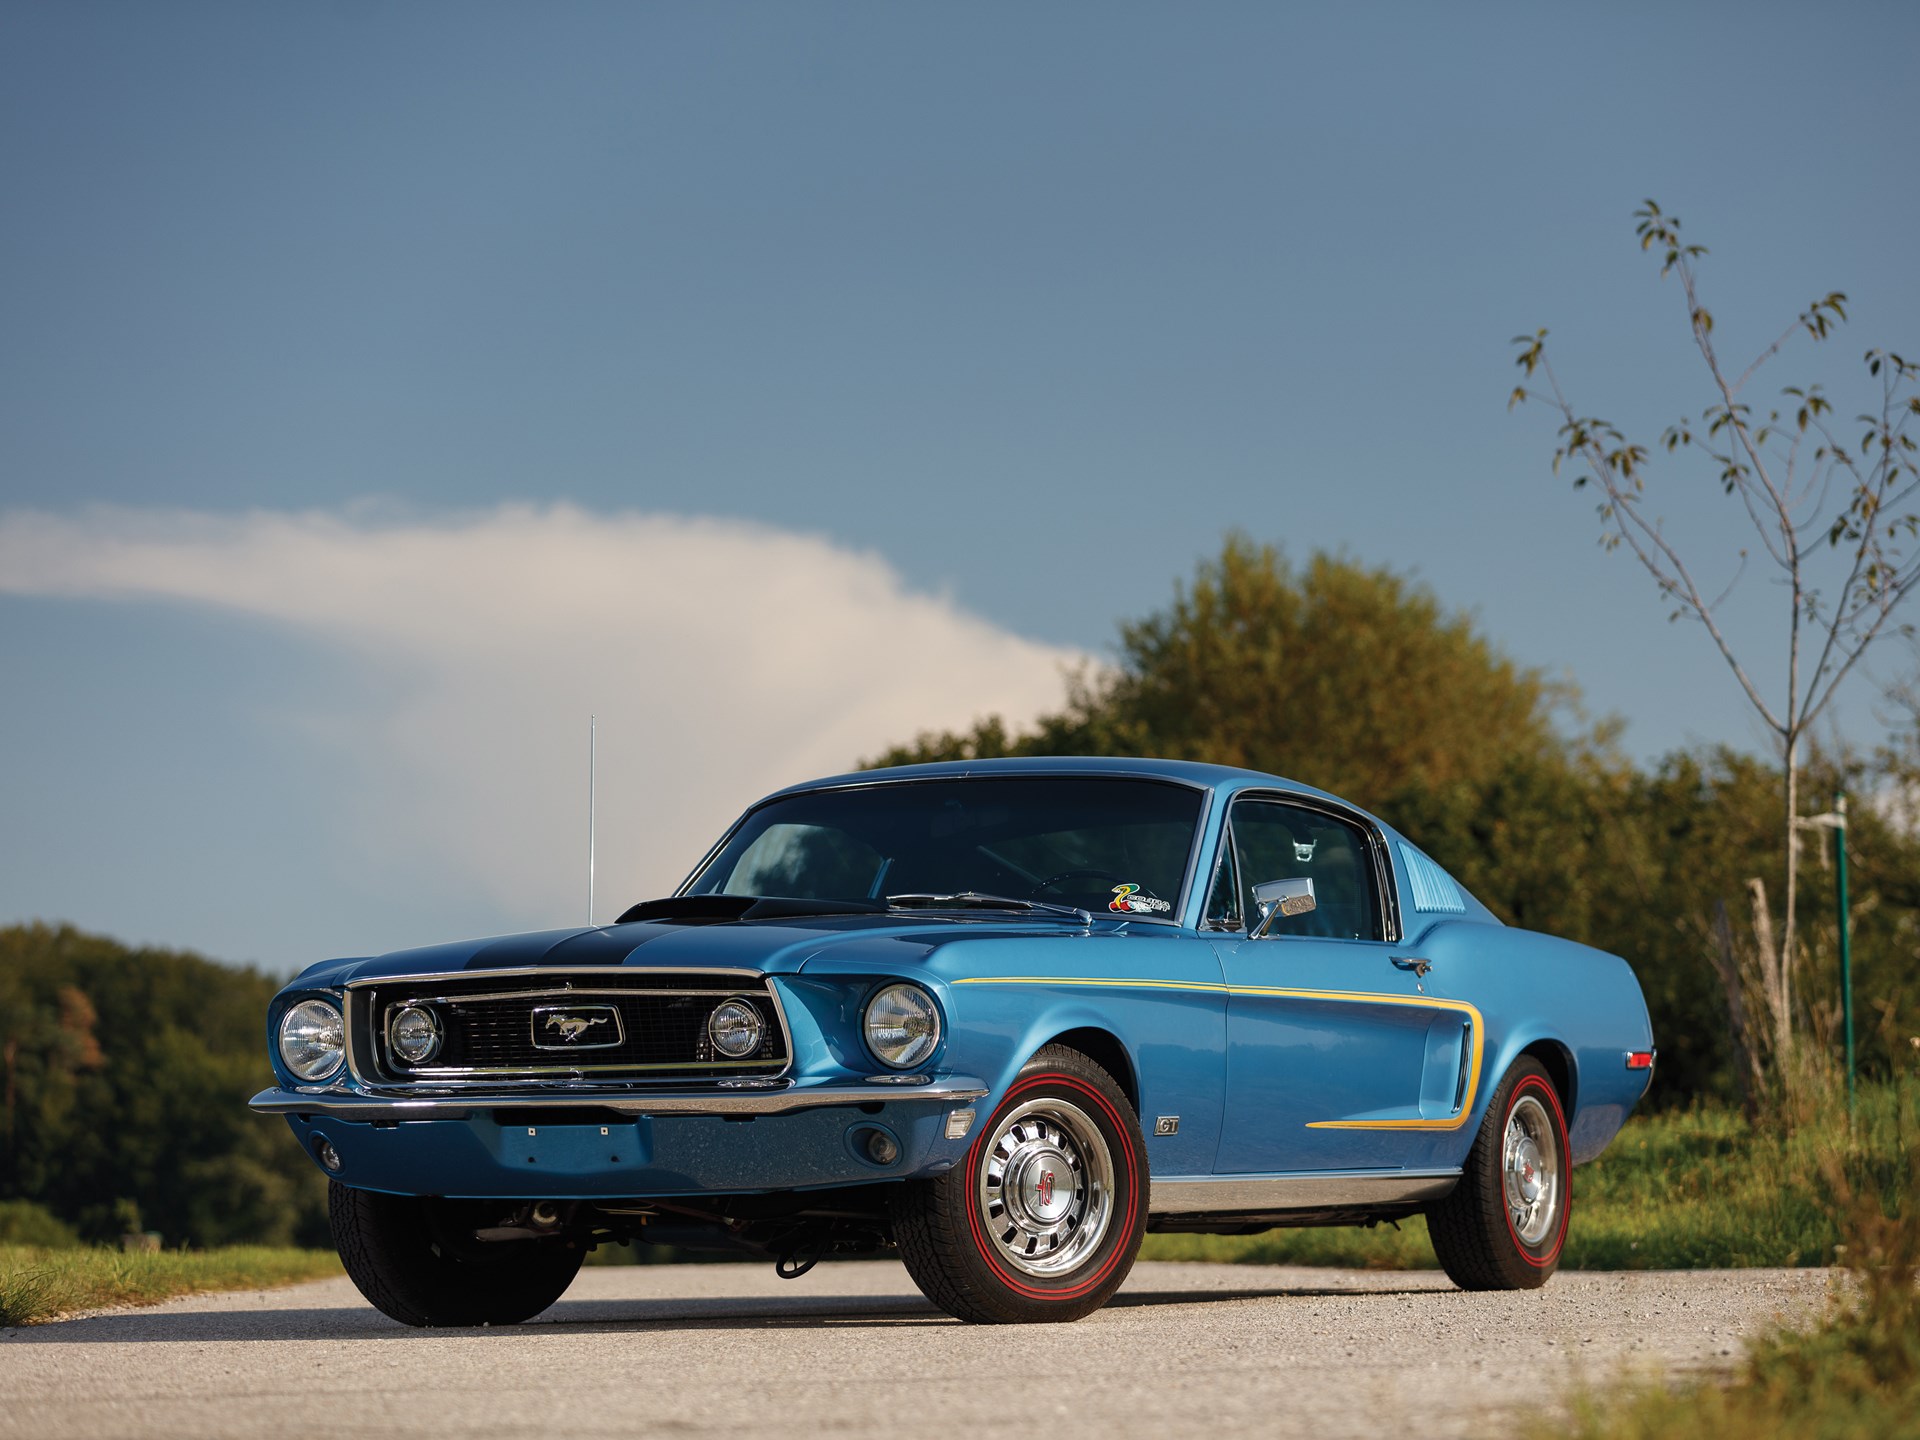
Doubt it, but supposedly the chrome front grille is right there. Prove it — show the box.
[353,970,789,1083]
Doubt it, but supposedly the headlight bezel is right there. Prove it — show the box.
[863,982,943,1071]
[278,996,347,1082]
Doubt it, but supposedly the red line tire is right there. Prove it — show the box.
[892,1044,1147,1324]
[1425,1057,1571,1291]
[329,1181,584,1327]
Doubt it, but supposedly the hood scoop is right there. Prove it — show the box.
[614,896,884,926]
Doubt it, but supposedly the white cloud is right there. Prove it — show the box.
[0,503,1090,928]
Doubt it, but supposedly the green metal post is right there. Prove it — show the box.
[1834,791,1854,1124]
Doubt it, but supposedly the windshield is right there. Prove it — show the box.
[684,777,1203,921]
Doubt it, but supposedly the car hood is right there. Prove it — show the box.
[294,913,1116,988]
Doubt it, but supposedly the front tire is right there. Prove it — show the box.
[329,1182,584,1327]
[1426,1057,1571,1290]
[892,1044,1147,1323]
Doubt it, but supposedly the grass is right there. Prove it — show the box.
[5,1082,1907,1333]
[1141,1081,1918,1271]
[1569,1076,1919,1440]
[1570,1302,1920,1440]
[0,1245,342,1327]
[1141,1076,1920,1437]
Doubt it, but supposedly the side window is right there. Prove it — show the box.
[1231,801,1382,942]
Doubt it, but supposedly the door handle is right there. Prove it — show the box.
[1392,956,1433,978]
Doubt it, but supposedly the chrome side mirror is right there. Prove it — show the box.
[1249,877,1316,939]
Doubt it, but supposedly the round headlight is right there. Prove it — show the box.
[708,998,765,1059]
[389,1005,441,1065]
[278,998,346,1082]
[864,983,940,1070]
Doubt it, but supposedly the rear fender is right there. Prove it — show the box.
[1417,921,1653,1167]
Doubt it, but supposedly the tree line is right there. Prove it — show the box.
[869,537,1920,1110]
[2,539,1914,1246]
[0,924,328,1249]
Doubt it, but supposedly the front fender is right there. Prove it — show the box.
[931,935,1228,1176]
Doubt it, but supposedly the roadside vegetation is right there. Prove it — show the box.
[1,925,329,1251]
[3,530,1915,1372]
[0,1245,341,1327]
[1573,1286,1920,1440]
[7,540,1919,1256]
[1570,1071,1918,1440]
[871,537,1920,1111]
[1144,1078,1916,1272]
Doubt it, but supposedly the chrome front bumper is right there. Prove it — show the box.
[249,1073,990,1123]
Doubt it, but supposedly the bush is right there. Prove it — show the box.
[0,1201,79,1248]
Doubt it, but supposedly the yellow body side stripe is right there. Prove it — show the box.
[950,974,1485,1132]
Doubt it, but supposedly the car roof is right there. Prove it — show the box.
[764,755,1367,816]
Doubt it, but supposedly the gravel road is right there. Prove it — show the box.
[0,1261,1831,1439]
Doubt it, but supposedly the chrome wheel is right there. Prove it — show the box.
[1502,1092,1561,1247]
[976,1097,1115,1277]
[1428,1061,1567,1292]
[894,1045,1147,1322]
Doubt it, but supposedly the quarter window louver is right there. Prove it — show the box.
[1399,843,1466,913]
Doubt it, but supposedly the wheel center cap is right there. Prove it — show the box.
[1511,1138,1543,1204]
[1015,1147,1074,1224]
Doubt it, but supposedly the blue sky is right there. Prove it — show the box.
[3,2,1916,970]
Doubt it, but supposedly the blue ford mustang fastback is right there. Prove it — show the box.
[254,758,1655,1325]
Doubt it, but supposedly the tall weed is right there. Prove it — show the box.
[1574,1072,1919,1439]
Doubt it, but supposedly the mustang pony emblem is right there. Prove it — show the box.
[530,1004,624,1049]
[546,1014,608,1043]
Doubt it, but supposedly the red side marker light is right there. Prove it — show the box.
[1626,1051,1655,1071]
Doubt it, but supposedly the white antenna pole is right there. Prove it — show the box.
[588,714,596,926]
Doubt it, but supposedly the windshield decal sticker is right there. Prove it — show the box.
[1108,884,1171,915]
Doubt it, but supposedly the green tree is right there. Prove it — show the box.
[0,923,327,1248]
[870,535,1576,812]
[1511,201,1920,1086]
[867,535,1920,1109]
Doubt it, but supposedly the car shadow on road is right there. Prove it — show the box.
[2,1280,1454,1345]
[1109,1282,1450,1309]
[1,1296,938,1344]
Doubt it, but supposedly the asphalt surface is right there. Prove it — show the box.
[0,1261,1831,1439]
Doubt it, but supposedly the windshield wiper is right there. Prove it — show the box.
[886,892,1092,924]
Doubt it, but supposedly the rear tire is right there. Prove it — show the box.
[329,1181,584,1327]
[1426,1057,1571,1290]
[892,1044,1147,1323]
